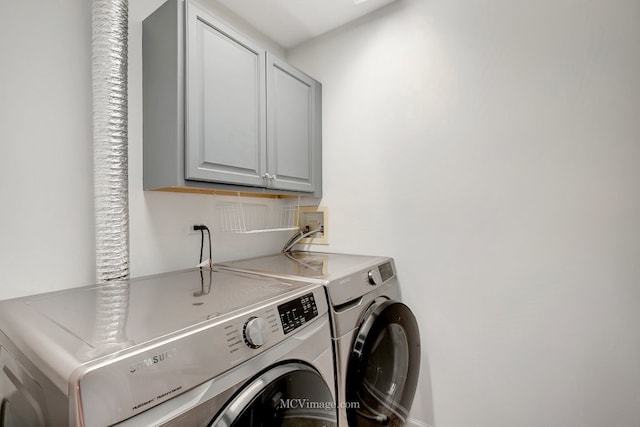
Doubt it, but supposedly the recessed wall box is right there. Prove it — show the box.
[298,206,328,244]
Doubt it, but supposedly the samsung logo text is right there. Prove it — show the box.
[129,348,177,374]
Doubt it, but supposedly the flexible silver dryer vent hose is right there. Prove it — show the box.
[92,0,130,351]
[93,0,129,283]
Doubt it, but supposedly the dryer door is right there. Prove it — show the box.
[346,300,420,427]
[210,362,337,427]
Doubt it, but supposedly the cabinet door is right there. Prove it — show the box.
[266,54,322,194]
[185,2,266,187]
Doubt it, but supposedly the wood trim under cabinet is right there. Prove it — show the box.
[149,187,301,199]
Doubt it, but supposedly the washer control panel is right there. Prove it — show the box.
[222,289,324,358]
[368,261,395,286]
[278,292,318,334]
[243,316,269,348]
[378,261,395,282]
[224,307,279,355]
[367,269,382,286]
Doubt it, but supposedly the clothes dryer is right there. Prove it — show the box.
[217,252,421,427]
[0,268,336,427]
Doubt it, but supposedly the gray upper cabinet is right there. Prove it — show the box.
[143,0,322,196]
[185,3,266,187]
[267,54,321,193]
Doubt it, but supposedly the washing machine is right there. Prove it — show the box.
[0,268,336,427]
[217,251,421,427]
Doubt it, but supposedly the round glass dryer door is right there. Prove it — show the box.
[346,300,420,427]
[210,362,337,427]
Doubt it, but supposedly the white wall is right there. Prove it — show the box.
[0,0,94,297]
[2,0,640,426]
[288,0,640,426]
[0,0,290,300]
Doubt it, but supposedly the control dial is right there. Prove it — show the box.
[368,268,382,286]
[243,317,269,349]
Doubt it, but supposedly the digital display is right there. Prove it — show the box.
[278,293,318,334]
[378,262,394,282]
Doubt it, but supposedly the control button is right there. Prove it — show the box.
[243,317,269,349]
[368,269,382,286]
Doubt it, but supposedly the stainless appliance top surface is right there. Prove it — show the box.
[17,269,299,347]
[216,251,389,283]
[216,252,398,307]
[0,269,315,382]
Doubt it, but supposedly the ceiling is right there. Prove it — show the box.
[216,0,397,49]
